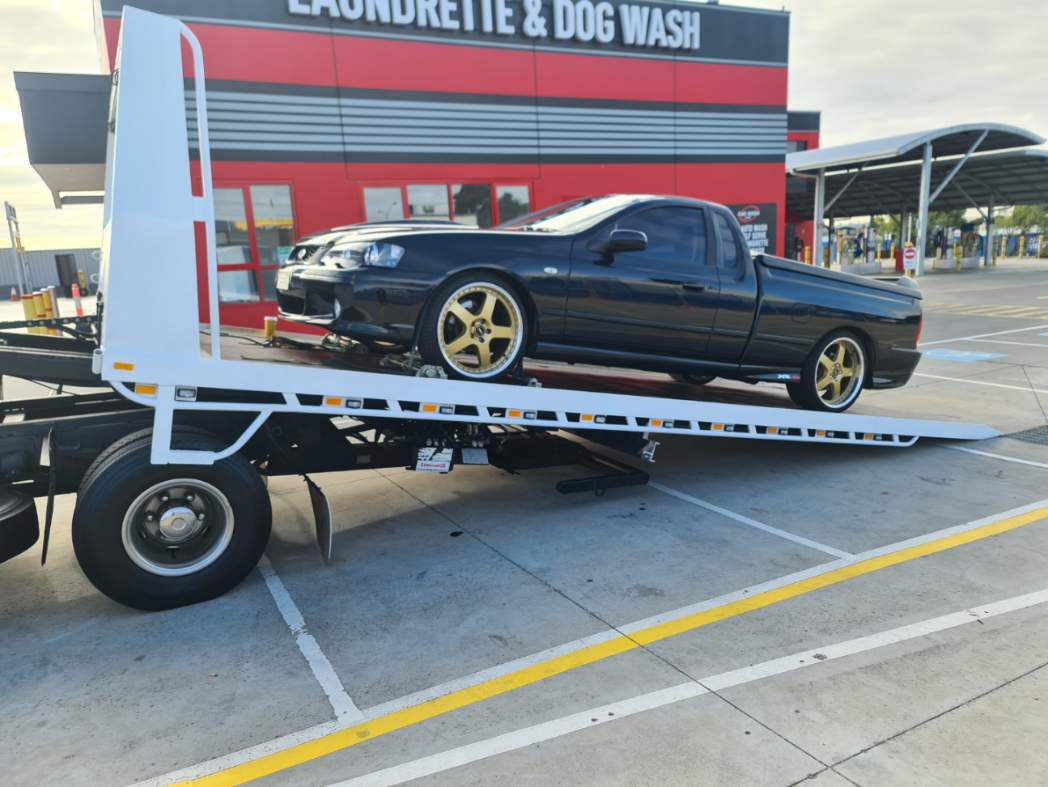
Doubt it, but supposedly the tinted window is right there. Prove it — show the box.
[363,187,404,222]
[407,184,450,220]
[250,185,295,265]
[496,185,531,223]
[713,212,747,270]
[614,207,707,271]
[452,184,493,227]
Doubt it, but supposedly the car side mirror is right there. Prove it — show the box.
[606,229,647,253]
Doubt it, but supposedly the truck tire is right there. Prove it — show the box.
[72,431,271,611]
[787,331,866,412]
[419,274,527,380]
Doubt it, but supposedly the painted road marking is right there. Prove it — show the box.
[928,304,1048,320]
[331,587,1048,787]
[920,324,1048,347]
[163,500,1048,787]
[650,481,853,559]
[921,348,1006,363]
[913,373,1048,396]
[258,556,364,723]
[968,338,1048,349]
[946,445,1048,470]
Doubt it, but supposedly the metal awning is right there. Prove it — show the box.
[787,124,1044,174]
[787,149,1048,218]
[786,123,1046,275]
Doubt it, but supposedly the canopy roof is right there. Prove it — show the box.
[787,149,1048,219]
[787,124,1045,175]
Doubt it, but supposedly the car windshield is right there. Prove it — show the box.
[498,195,648,233]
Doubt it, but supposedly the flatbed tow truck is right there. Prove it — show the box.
[0,7,998,611]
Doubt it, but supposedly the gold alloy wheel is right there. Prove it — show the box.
[437,282,523,378]
[815,336,864,408]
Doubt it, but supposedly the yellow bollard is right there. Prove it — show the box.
[40,288,57,335]
[1019,234,1026,259]
[954,239,962,272]
[804,245,812,265]
[31,291,46,335]
[21,294,36,335]
[263,315,278,342]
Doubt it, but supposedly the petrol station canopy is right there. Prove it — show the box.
[786,124,1047,274]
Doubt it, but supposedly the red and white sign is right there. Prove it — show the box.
[903,246,917,271]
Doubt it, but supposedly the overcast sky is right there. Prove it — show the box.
[0,0,1045,249]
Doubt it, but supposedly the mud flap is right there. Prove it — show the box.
[305,475,333,564]
[0,488,40,563]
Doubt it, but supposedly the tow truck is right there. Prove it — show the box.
[0,7,998,610]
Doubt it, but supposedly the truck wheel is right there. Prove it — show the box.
[788,332,866,412]
[419,275,527,380]
[72,431,271,611]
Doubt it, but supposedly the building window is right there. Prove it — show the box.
[452,184,493,227]
[215,184,295,305]
[496,185,531,223]
[361,183,531,227]
[407,184,450,220]
[363,187,404,222]
[786,139,809,153]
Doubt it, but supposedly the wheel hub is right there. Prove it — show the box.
[156,505,204,544]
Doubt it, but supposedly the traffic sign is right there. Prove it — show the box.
[903,245,917,271]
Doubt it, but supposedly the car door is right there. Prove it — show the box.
[706,210,760,364]
[565,206,720,359]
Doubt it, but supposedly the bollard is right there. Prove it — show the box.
[77,269,88,294]
[954,240,962,272]
[21,294,36,334]
[31,291,46,335]
[804,245,812,265]
[41,288,57,336]
[263,315,278,342]
[71,283,84,317]
[48,286,61,335]
[8,287,16,302]
[1019,234,1026,259]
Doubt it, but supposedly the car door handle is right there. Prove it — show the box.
[650,278,707,291]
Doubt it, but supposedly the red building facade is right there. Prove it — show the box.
[97,0,793,327]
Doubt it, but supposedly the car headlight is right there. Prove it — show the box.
[363,243,405,268]
[320,247,351,266]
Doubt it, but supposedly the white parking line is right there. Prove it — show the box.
[135,498,1048,786]
[920,324,1048,347]
[947,445,1048,470]
[649,481,853,559]
[331,587,1048,786]
[968,338,1048,349]
[258,555,365,723]
[913,373,1048,396]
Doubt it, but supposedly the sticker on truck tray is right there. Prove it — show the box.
[416,447,453,473]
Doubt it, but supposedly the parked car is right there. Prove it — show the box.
[276,195,922,411]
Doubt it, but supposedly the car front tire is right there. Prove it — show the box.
[419,275,527,380]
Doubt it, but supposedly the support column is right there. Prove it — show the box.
[812,170,826,267]
[916,142,933,276]
[985,196,995,266]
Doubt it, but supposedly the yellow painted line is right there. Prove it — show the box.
[177,504,1048,786]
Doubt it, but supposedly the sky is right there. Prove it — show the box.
[0,0,1046,249]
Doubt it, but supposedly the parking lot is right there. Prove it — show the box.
[4,258,1048,787]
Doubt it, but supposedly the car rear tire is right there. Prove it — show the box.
[72,430,271,611]
[419,275,527,380]
[788,331,866,412]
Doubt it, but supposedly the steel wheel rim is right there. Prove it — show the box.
[438,282,523,378]
[121,478,235,577]
[815,336,863,408]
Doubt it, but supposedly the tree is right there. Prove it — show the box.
[927,209,967,229]
[996,204,1048,233]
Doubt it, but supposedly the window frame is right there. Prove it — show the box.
[213,181,297,305]
[607,205,712,273]
[358,180,533,226]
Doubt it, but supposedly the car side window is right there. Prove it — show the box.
[713,212,745,271]
[612,207,707,271]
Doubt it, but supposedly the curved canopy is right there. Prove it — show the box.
[787,123,1045,175]
[787,149,1048,219]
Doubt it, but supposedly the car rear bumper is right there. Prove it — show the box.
[870,346,922,389]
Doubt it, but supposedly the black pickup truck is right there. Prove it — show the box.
[277,195,922,411]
